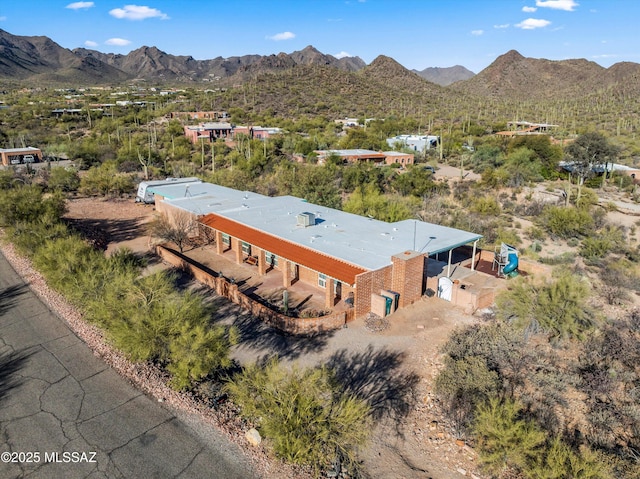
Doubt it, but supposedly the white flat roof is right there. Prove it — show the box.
[150,182,482,271]
[0,147,40,153]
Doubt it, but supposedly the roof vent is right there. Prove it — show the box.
[296,212,316,227]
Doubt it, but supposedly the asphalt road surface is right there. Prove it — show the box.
[0,251,258,479]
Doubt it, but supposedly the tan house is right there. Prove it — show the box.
[149,182,482,319]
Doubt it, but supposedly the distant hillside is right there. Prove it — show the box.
[451,49,605,100]
[0,29,129,84]
[216,55,467,119]
[4,28,640,134]
[414,65,475,86]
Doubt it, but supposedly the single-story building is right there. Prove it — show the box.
[383,151,414,166]
[314,149,387,164]
[184,122,234,144]
[0,147,42,166]
[496,121,558,137]
[386,135,440,152]
[148,181,482,319]
[313,149,414,166]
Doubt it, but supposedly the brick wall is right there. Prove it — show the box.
[354,265,392,317]
[156,245,348,334]
[298,264,317,285]
[392,251,426,308]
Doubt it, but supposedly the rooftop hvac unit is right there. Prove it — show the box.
[296,212,316,227]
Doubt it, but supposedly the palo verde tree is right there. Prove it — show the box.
[225,357,371,476]
[564,132,620,203]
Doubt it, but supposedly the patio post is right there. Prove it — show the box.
[325,278,335,308]
[471,240,478,271]
[258,248,266,275]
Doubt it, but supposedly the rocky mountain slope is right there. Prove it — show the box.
[2,28,640,114]
[414,65,475,86]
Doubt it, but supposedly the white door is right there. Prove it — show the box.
[437,277,453,301]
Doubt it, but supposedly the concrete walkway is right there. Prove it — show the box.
[0,251,258,479]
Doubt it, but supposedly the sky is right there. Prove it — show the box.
[0,0,638,74]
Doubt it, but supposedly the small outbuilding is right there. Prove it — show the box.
[0,147,42,166]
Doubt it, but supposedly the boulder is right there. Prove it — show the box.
[245,428,262,446]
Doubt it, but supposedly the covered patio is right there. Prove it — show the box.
[185,244,352,317]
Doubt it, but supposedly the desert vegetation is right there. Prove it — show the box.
[2,67,640,478]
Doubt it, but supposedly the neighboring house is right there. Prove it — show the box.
[383,151,414,166]
[0,147,42,166]
[314,149,386,164]
[184,123,282,144]
[386,135,440,153]
[184,122,234,144]
[495,121,558,137]
[149,181,482,319]
[314,149,414,166]
[233,126,283,140]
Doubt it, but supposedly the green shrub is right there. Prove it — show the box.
[0,185,66,226]
[9,219,70,258]
[538,252,576,265]
[48,167,80,192]
[496,273,594,341]
[225,358,371,474]
[527,226,546,242]
[539,205,594,239]
[474,398,546,476]
[470,195,502,216]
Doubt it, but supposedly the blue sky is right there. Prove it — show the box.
[0,1,637,73]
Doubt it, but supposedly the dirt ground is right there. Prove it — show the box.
[62,175,640,479]
[63,196,482,479]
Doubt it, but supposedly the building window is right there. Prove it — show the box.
[221,233,230,246]
[318,273,327,288]
[241,241,251,256]
[265,251,278,267]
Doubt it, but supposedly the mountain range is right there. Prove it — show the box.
[2,28,640,104]
[0,28,470,87]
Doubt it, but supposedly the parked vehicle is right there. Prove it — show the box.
[136,177,202,203]
[23,154,35,163]
[10,157,21,165]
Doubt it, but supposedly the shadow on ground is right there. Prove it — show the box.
[230,310,335,361]
[327,345,420,433]
[0,350,31,404]
[0,284,29,317]
[66,217,144,250]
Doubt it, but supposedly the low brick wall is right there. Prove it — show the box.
[156,245,350,334]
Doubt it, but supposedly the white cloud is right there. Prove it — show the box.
[66,1,94,9]
[266,31,295,41]
[522,6,537,12]
[109,5,169,20]
[494,23,510,29]
[84,40,98,47]
[334,51,351,59]
[105,38,131,46]
[0,16,6,21]
[515,18,551,29]
[471,30,484,36]
[535,0,578,11]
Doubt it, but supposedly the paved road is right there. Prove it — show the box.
[0,251,258,479]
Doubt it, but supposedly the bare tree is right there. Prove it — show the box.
[148,210,196,253]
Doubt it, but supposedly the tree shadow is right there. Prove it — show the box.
[0,284,29,317]
[0,350,31,404]
[230,310,335,361]
[66,217,144,250]
[326,345,421,433]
